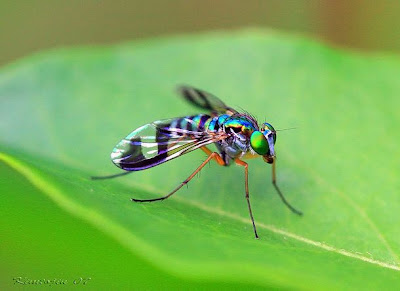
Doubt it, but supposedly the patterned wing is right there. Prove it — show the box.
[111,117,228,171]
[178,85,237,116]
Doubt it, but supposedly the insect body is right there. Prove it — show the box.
[95,86,302,238]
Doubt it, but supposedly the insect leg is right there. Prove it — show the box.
[272,157,303,216]
[131,152,225,203]
[235,158,259,239]
[200,146,225,166]
[91,171,133,180]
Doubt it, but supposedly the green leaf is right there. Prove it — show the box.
[1,30,400,289]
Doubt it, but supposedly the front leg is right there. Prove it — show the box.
[272,157,303,215]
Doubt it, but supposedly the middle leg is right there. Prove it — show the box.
[235,158,259,239]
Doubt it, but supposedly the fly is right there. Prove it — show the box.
[93,86,302,238]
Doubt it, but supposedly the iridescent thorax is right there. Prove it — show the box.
[207,114,277,165]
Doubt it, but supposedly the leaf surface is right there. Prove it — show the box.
[1,30,400,289]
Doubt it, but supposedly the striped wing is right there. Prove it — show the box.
[111,117,228,171]
[178,85,237,116]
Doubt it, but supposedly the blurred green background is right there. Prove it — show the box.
[1,0,400,67]
[2,1,400,290]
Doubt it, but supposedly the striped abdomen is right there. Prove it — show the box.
[169,114,212,133]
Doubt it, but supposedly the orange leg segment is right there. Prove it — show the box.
[200,146,225,166]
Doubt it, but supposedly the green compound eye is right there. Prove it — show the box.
[250,131,269,155]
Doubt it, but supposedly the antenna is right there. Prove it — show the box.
[275,127,298,132]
